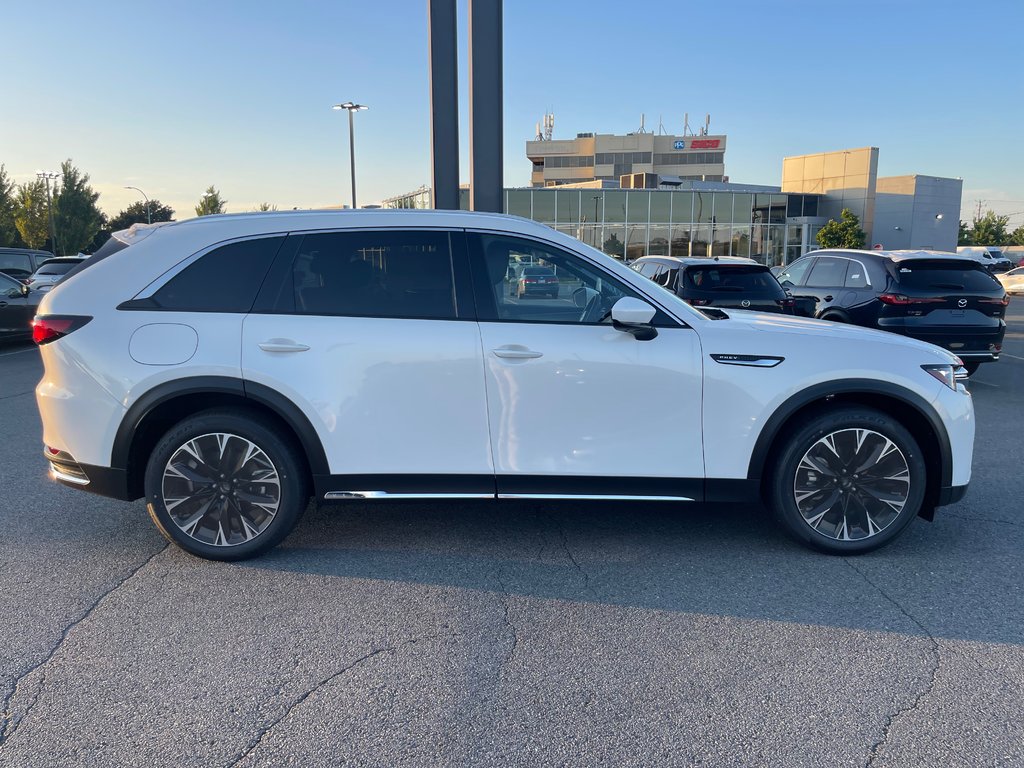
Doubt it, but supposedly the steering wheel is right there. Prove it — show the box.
[580,292,610,324]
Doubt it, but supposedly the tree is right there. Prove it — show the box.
[815,208,866,249]
[14,180,50,250]
[0,165,24,248]
[195,186,227,216]
[253,202,277,212]
[602,232,624,257]
[958,220,972,246]
[968,210,1010,246]
[108,200,175,232]
[1009,225,1024,247]
[52,159,105,255]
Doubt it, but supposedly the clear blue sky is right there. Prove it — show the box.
[3,0,1022,226]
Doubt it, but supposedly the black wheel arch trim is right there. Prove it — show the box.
[111,375,330,479]
[747,378,953,491]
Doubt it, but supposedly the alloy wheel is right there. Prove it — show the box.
[792,428,911,541]
[161,432,281,547]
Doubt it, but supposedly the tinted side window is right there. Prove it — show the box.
[0,254,32,279]
[289,230,456,319]
[151,237,284,312]
[806,257,849,288]
[778,257,812,286]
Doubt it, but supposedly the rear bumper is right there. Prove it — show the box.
[47,452,136,501]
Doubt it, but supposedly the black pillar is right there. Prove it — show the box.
[468,0,503,213]
[428,0,460,210]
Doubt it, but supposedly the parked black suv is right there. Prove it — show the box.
[631,256,797,313]
[777,249,1008,375]
[0,247,55,282]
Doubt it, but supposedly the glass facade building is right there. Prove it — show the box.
[383,187,824,266]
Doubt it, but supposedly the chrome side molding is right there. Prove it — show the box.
[710,354,784,368]
[324,491,694,502]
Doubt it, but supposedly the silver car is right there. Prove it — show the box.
[25,257,86,292]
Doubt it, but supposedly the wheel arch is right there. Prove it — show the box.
[748,380,951,519]
[112,376,328,500]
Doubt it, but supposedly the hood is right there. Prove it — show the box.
[711,309,961,364]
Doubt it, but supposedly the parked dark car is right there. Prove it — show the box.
[510,265,559,298]
[0,271,40,342]
[777,249,1008,375]
[25,257,87,292]
[631,256,797,313]
[0,247,54,283]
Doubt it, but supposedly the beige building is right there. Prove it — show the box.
[782,147,879,237]
[527,132,726,187]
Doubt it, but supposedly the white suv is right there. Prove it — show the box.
[34,211,974,560]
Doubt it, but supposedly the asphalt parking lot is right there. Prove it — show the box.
[0,306,1021,768]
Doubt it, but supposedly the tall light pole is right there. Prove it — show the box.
[332,102,368,209]
[124,186,151,224]
[36,171,60,255]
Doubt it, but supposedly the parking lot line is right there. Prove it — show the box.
[0,347,36,358]
[1001,353,1024,361]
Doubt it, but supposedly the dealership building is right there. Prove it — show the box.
[381,132,962,264]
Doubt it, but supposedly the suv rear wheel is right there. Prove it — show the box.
[144,409,309,560]
[767,407,926,554]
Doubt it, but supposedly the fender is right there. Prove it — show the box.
[746,378,953,490]
[110,376,329,476]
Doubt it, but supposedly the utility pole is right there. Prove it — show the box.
[37,171,60,255]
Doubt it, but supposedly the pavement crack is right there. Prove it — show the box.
[228,637,423,767]
[0,390,34,403]
[845,559,941,768]
[557,520,590,589]
[941,511,1018,526]
[0,545,169,747]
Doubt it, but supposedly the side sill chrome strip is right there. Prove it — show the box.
[50,465,91,486]
[324,491,493,500]
[498,494,694,502]
[710,354,784,368]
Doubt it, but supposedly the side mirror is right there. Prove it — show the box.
[610,297,658,341]
[20,283,30,298]
[572,286,599,309]
[780,279,793,288]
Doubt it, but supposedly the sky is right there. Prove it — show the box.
[2,0,1022,227]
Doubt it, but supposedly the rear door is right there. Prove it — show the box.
[0,274,32,338]
[242,228,494,495]
[802,256,850,316]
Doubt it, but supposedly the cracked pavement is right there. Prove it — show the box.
[0,303,1022,767]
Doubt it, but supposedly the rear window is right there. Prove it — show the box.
[36,262,80,276]
[0,253,32,277]
[685,265,783,293]
[891,260,1002,293]
[522,266,554,276]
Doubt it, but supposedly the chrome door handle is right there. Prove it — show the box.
[492,346,543,359]
[258,339,310,353]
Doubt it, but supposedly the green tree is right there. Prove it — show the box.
[14,180,50,249]
[52,160,105,255]
[815,208,866,249]
[108,200,175,232]
[1009,225,1024,247]
[195,186,227,216]
[0,165,24,247]
[958,220,972,246]
[968,210,1010,246]
[253,202,277,212]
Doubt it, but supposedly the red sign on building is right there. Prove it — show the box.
[689,139,721,149]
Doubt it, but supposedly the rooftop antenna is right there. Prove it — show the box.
[702,113,710,136]
[683,112,692,136]
[636,113,648,134]
[657,115,666,135]
[543,112,554,141]
[535,120,543,141]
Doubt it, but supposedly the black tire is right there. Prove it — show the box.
[144,408,309,561]
[962,362,980,377]
[767,407,926,554]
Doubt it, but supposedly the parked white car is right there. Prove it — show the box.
[25,256,86,292]
[34,211,974,560]
[997,267,1024,295]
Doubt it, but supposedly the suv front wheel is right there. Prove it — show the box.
[767,407,926,554]
[144,409,309,560]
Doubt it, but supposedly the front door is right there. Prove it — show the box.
[468,233,704,499]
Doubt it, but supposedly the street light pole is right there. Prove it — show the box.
[124,186,151,224]
[332,102,368,208]
[36,171,59,255]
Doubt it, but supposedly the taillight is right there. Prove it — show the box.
[524,278,537,284]
[879,294,944,305]
[32,315,92,345]
[979,296,1009,306]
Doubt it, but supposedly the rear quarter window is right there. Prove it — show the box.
[144,237,285,312]
[891,261,1002,293]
